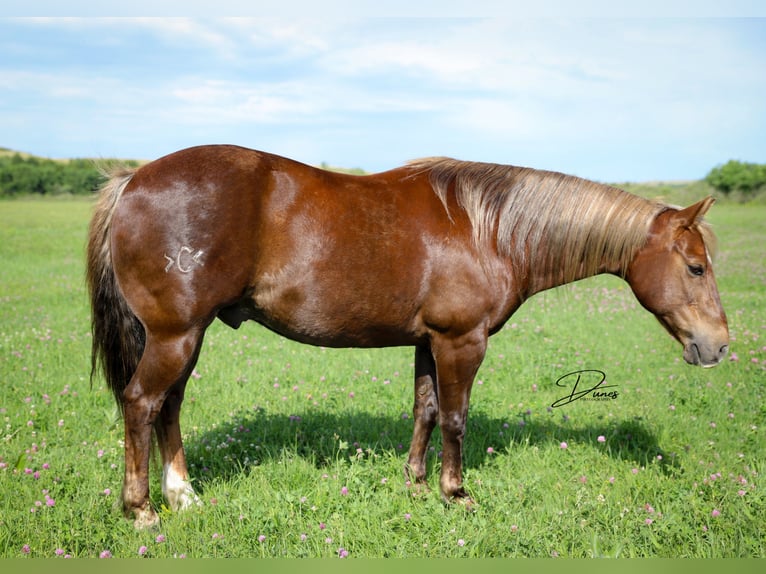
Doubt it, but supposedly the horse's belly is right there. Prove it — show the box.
[245,268,422,348]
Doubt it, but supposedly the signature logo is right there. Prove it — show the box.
[551,369,618,408]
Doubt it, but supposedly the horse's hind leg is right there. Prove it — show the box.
[405,344,438,490]
[155,378,201,512]
[121,328,204,529]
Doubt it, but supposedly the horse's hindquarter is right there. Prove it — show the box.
[109,146,270,332]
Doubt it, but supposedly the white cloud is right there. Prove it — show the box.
[170,80,322,124]
[0,17,763,179]
[131,17,239,59]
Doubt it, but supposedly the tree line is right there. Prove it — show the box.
[0,152,139,198]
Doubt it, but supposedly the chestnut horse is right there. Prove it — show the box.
[87,144,728,528]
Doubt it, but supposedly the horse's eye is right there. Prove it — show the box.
[688,264,705,277]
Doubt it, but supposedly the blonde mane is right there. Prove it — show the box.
[408,158,676,290]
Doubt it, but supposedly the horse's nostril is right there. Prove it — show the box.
[719,345,729,357]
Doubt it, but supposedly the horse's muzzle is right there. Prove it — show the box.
[684,341,729,368]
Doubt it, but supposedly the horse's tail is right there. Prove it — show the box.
[86,169,144,414]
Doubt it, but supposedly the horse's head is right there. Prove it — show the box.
[627,197,729,367]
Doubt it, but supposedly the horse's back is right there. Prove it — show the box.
[108,145,464,346]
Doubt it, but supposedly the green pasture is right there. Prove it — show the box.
[0,196,764,558]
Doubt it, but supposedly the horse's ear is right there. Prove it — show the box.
[672,196,715,229]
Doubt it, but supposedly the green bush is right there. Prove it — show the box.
[0,153,139,198]
[705,160,766,198]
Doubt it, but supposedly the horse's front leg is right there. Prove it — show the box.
[405,344,438,490]
[431,330,487,504]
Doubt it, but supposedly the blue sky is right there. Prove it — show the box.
[1,10,765,182]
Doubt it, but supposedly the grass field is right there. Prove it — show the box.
[0,195,764,558]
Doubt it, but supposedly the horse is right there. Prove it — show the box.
[86,144,729,528]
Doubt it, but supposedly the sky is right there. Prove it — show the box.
[1,5,765,182]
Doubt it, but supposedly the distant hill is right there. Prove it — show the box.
[618,179,717,206]
[0,147,38,160]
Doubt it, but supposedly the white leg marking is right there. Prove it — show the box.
[162,463,201,512]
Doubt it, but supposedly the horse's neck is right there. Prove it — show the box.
[523,253,621,298]
[515,213,641,299]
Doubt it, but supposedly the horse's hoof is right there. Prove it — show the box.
[441,488,477,511]
[456,496,478,512]
[406,479,432,498]
[131,506,160,530]
[167,486,202,512]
